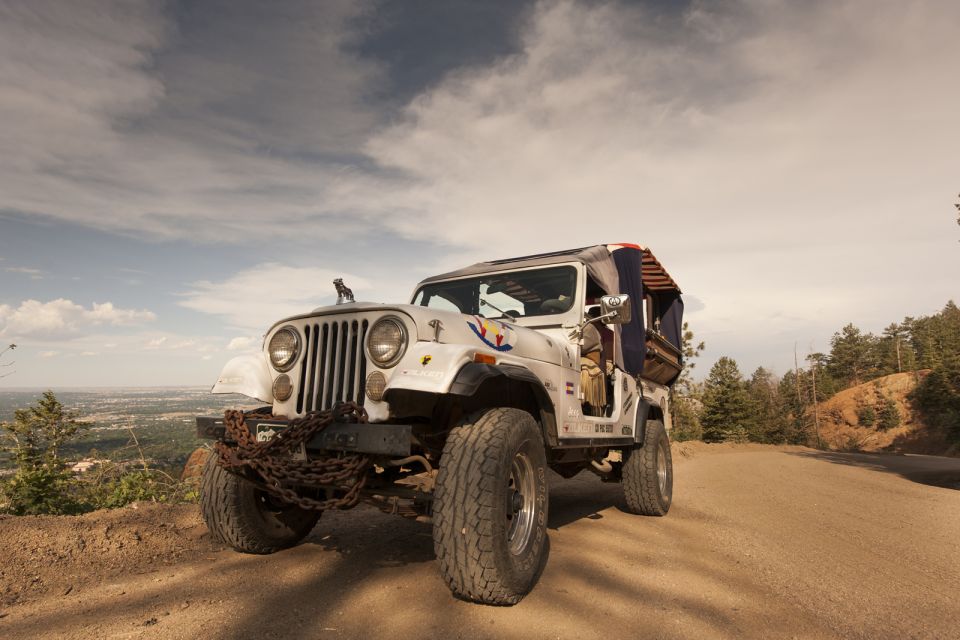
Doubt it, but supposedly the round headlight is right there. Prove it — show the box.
[366,317,407,367]
[268,327,300,371]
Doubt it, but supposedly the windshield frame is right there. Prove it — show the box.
[411,262,585,328]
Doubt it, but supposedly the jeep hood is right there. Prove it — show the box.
[268,302,565,367]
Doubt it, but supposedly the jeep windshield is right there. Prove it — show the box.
[412,266,577,319]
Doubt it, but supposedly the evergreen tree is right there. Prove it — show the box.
[828,324,879,387]
[857,404,876,426]
[877,396,901,430]
[669,322,706,441]
[0,391,88,515]
[877,323,913,375]
[700,357,750,443]
[907,302,960,370]
[745,367,787,443]
[806,352,839,401]
[777,370,811,444]
[911,355,960,442]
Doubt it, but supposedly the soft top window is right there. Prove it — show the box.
[412,266,577,320]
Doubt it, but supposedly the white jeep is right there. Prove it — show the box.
[197,243,685,605]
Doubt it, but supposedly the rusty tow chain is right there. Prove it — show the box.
[214,402,371,511]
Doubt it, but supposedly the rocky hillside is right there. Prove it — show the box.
[816,371,958,457]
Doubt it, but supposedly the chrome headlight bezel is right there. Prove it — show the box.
[365,316,408,368]
[268,326,301,372]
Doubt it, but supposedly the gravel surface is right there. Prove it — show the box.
[2,443,959,639]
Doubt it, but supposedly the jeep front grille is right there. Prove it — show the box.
[296,319,370,414]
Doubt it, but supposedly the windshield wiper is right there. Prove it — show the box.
[479,298,508,317]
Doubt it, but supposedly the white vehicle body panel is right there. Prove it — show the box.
[211,353,273,404]
[212,259,673,445]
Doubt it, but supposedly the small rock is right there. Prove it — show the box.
[143,617,158,626]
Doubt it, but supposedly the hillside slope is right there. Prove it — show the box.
[816,371,958,456]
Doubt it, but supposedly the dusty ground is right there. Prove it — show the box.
[2,443,959,640]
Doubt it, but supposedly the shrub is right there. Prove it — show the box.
[877,396,902,430]
[0,465,81,515]
[79,463,198,510]
[857,405,876,426]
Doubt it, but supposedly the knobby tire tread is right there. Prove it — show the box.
[623,419,672,516]
[433,408,544,605]
[200,453,317,554]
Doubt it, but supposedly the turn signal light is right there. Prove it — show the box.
[474,353,496,365]
[272,374,292,401]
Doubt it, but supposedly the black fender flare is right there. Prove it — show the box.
[634,397,652,446]
[448,362,559,446]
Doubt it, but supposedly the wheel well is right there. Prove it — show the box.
[387,370,558,451]
[634,401,664,447]
[648,405,664,422]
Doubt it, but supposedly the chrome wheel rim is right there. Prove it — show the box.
[506,449,537,555]
[657,440,668,495]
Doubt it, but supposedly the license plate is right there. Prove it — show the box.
[255,423,306,461]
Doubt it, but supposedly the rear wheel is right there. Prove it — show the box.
[622,419,673,516]
[200,452,320,554]
[433,408,549,605]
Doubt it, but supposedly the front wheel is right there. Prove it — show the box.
[433,408,549,605]
[622,419,673,516]
[200,452,320,554]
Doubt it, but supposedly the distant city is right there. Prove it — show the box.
[0,388,259,472]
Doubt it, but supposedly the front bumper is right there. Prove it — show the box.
[196,416,412,457]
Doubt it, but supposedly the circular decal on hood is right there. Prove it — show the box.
[467,316,516,352]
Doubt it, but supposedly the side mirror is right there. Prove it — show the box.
[600,294,632,325]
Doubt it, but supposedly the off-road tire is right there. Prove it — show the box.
[433,408,549,605]
[200,452,320,554]
[623,419,672,516]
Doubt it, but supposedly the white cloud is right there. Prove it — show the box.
[179,263,370,331]
[144,336,167,350]
[5,267,44,279]
[2,0,958,377]
[227,336,259,351]
[0,299,156,339]
[0,0,384,242]
[38,350,59,358]
[352,0,960,371]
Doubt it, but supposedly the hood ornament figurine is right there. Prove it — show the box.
[333,278,355,305]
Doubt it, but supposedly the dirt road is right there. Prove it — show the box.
[2,444,959,639]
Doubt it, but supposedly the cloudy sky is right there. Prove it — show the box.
[1,0,957,388]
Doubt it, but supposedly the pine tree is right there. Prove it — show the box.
[700,357,750,443]
[777,370,811,444]
[910,355,960,442]
[0,391,89,515]
[828,324,878,387]
[669,322,705,441]
[745,367,786,443]
[877,396,901,430]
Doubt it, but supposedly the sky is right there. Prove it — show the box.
[0,0,958,388]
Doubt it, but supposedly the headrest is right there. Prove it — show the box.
[540,296,572,314]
